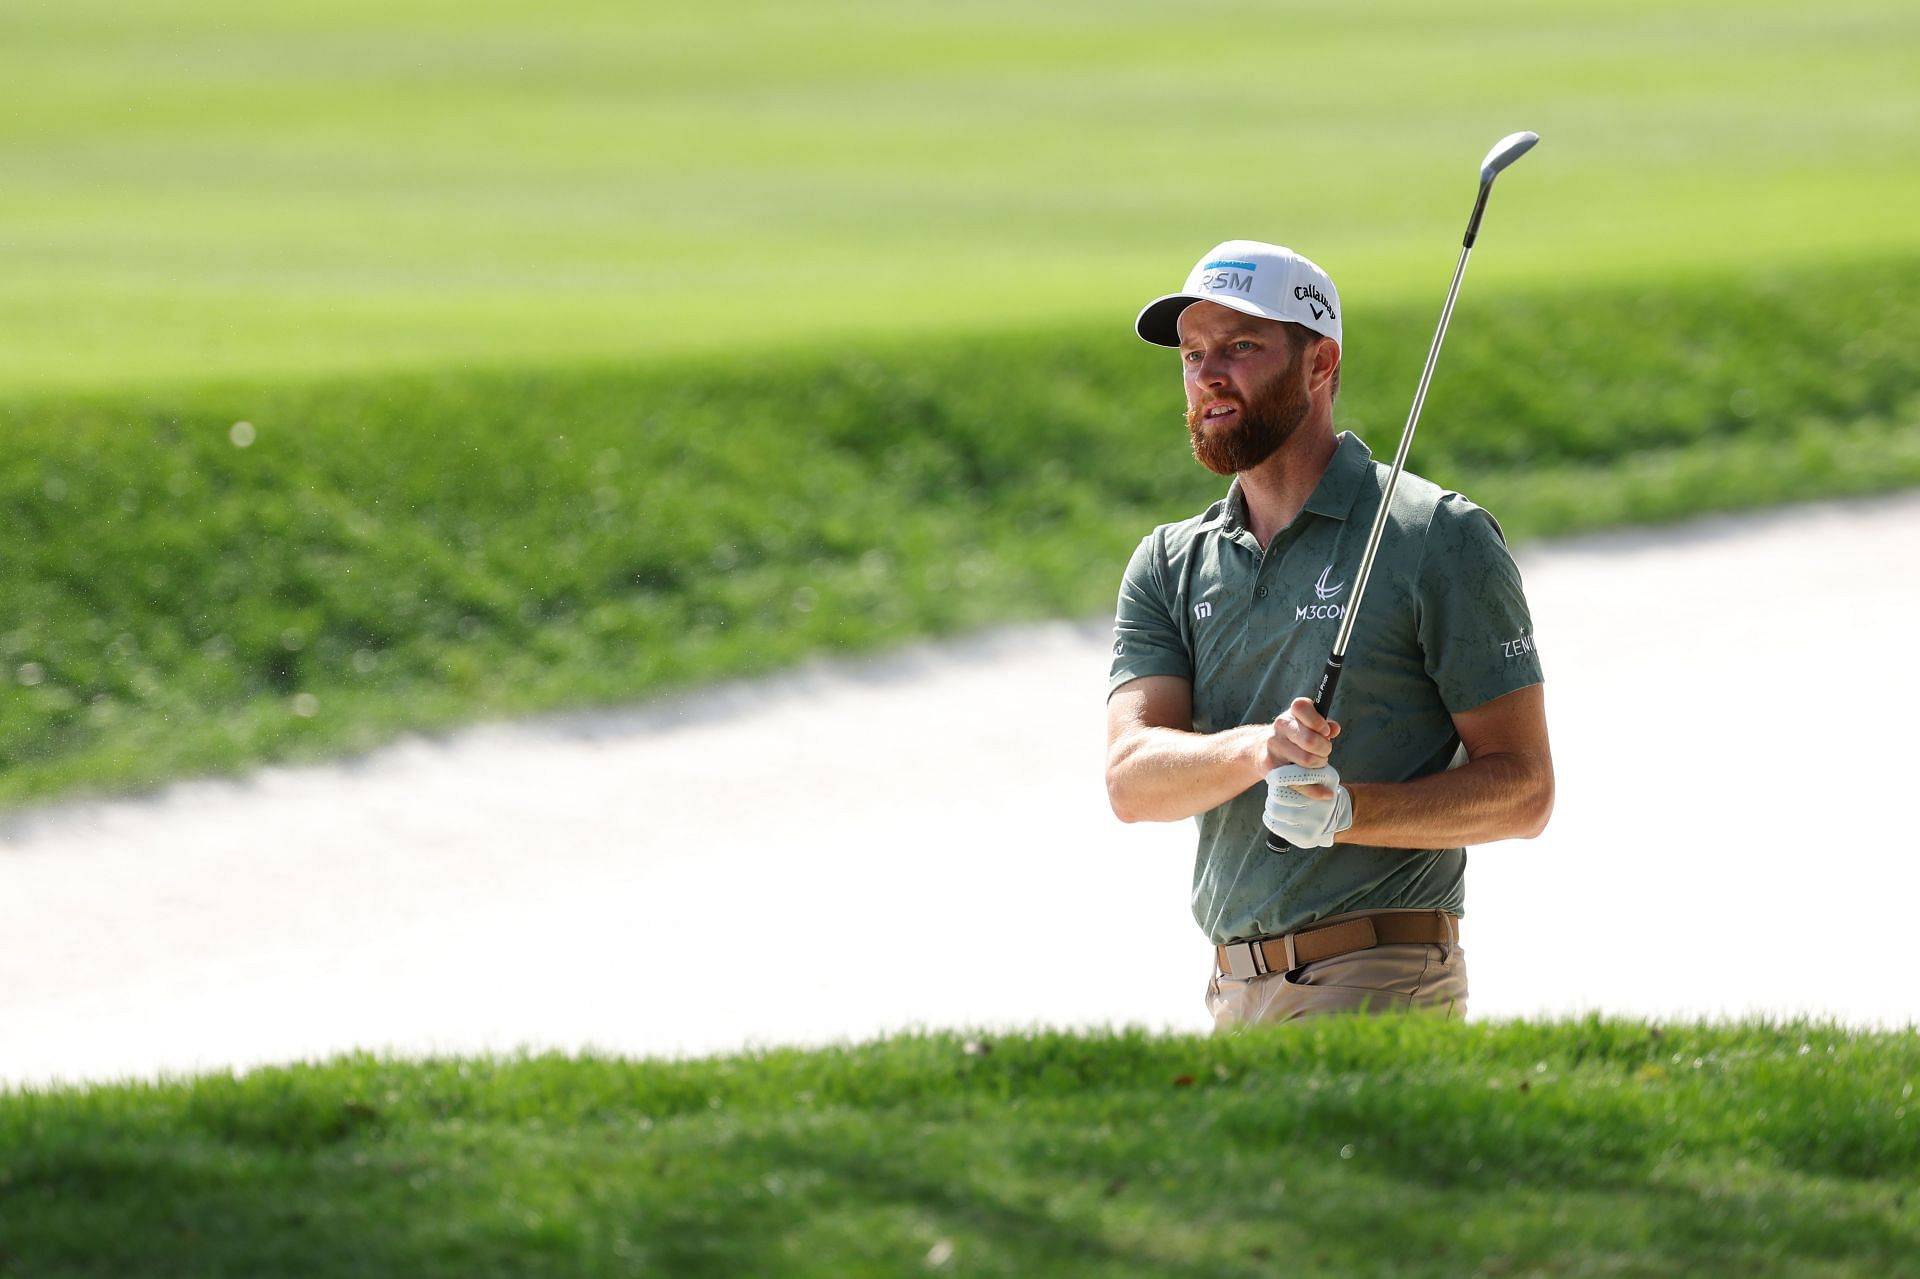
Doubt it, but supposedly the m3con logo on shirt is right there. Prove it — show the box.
[1296,564,1347,621]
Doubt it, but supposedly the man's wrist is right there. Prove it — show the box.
[1240,723,1275,786]
[1333,782,1367,843]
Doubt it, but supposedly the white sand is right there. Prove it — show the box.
[4,491,1917,1088]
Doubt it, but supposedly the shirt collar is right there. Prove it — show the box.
[1302,431,1373,521]
[1203,431,1374,535]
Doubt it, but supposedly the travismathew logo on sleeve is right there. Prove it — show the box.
[1293,284,1337,322]
[1297,564,1347,621]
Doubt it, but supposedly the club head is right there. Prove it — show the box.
[1479,131,1539,184]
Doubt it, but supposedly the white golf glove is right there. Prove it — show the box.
[1263,764,1354,849]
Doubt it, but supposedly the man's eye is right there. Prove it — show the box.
[1234,341,1255,351]
[1183,351,1202,362]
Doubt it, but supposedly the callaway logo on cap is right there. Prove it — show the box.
[1135,240,1343,348]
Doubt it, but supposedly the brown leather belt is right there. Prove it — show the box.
[1215,910,1459,980]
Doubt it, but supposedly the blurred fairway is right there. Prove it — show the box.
[4,0,1919,805]
[2,0,1916,391]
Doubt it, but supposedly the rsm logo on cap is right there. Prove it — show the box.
[1199,259,1258,295]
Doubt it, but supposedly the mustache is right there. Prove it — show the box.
[1184,395,1244,429]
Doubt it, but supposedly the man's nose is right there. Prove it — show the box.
[1192,350,1231,387]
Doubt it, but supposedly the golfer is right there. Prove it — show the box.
[1105,241,1554,1026]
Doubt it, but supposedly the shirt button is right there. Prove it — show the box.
[1256,586,1269,598]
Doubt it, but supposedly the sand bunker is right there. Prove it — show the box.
[5,492,1916,1087]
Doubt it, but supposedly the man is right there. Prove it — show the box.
[1105,240,1553,1028]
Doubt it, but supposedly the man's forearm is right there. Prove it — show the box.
[1340,751,1553,848]
[1106,724,1266,824]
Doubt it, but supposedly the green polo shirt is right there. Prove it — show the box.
[1108,431,1544,945]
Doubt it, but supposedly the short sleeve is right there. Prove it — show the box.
[1416,495,1544,712]
[1108,532,1193,696]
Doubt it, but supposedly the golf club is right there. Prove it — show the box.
[1269,129,1539,855]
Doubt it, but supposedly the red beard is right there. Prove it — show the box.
[1185,355,1311,476]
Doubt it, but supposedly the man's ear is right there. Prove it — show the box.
[1310,338,1341,396]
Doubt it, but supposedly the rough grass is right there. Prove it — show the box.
[2,1018,1915,1276]
[5,255,1918,807]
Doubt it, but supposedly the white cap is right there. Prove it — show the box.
[1135,240,1342,347]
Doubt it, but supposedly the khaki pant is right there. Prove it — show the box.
[1207,930,1468,1030]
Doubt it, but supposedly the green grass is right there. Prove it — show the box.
[6,0,1920,807]
[1,0,1916,392]
[7,256,1919,807]
[3,1019,1916,1276]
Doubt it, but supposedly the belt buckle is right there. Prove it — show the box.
[1222,942,1264,980]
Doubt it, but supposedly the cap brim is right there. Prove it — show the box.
[1134,293,1279,346]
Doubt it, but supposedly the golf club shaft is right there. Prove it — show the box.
[1268,240,1472,855]
[1328,238,1473,674]
[1267,147,1528,856]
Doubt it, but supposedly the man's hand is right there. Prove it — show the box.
[1263,764,1354,849]
[1261,697,1341,788]
[1107,680,1349,826]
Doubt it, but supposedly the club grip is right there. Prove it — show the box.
[1310,654,1344,720]
[1266,654,1344,855]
